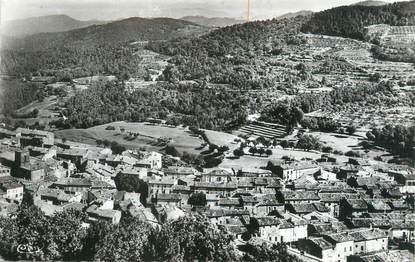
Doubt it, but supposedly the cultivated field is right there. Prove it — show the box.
[55,121,207,154]
[234,122,287,139]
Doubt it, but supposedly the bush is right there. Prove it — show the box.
[346,125,356,135]
[296,134,322,151]
[233,148,245,157]
[345,150,361,157]
[165,145,180,157]
[322,146,333,153]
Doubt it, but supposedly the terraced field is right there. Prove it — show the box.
[234,121,287,139]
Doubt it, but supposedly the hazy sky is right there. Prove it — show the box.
[0,0,406,22]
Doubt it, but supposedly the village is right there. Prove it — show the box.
[0,122,413,262]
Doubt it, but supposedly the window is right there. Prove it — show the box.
[350,247,352,251]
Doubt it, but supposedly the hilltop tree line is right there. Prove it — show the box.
[0,17,200,79]
[64,81,248,131]
[302,1,415,40]
[0,205,297,261]
[1,44,143,80]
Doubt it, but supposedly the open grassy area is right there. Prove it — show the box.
[308,131,363,153]
[55,121,206,154]
[203,129,239,149]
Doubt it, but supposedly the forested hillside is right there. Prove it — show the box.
[0,17,206,79]
[63,81,248,130]
[148,16,309,89]
[302,1,415,39]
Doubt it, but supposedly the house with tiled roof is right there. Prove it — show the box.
[153,193,185,208]
[276,190,320,204]
[254,195,284,216]
[339,198,368,219]
[322,232,355,262]
[251,216,294,243]
[201,169,233,183]
[298,237,336,262]
[349,228,388,255]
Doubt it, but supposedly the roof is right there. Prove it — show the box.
[1,182,22,190]
[148,179,175,186]
[309,237,334,250]
[280,162,318,171]
[53,178,92,187]
[324,232,354,243]
[156,193,182,202]
[218,198,240,206]
[254,217,294,228]
[164,166,196,175]
[192,182,237,190]
[255,216,281,227]
[240,168,272,175]
[240,195,258,204]
[313,202,330,212]
[309,222,347,235]
[39,188,74,202]
[390,200,408,209]
[287,203,316,214]
[202,209,249,218]
[57,148,88,157]
[367,199,392,211]
[280,190,320,201]
[204,169,232,176]
[361,250,414,262]
[349,228,387,242]
[350,218,391,228]
[345,199,368,210]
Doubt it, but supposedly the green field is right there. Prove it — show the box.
[55,121,207,154]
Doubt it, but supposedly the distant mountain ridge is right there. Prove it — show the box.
[180,16,244,27]
[276,10,313,19]
[1,14,107,37]
[4,17,206,50]
[352,0,388,6]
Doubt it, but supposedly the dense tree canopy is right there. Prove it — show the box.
[302,2,415,40]
[0,206,87,260]
[64,81,248,131]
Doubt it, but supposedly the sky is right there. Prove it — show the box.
[0,0,407,22]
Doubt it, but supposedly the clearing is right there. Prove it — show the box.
[55,121,207,154]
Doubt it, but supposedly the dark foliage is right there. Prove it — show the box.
[371,124,415,157]
[302,1,415,40]
[64,81,248,131]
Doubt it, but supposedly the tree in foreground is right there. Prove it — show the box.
[240,240,300,262]
[94,218,154,261]
[145,215,238,261]
[0,206,87,261]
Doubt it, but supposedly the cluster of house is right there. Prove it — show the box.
[0,127,414,261]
